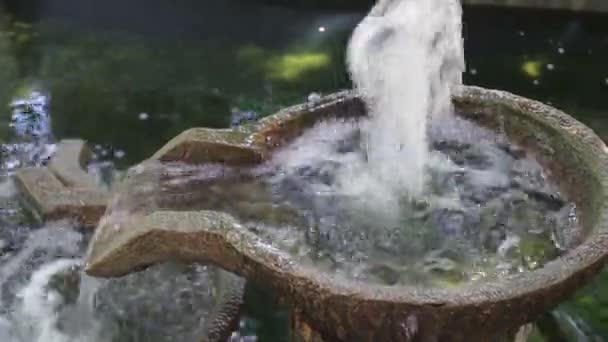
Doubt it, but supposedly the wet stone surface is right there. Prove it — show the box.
[105,116,578,288]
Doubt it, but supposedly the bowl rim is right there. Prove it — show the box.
[87,85,608,310]
[226,85,608,306]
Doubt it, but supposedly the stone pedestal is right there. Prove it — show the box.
[83,88,608,341]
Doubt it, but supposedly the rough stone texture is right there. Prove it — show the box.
[15,167,106,226]
[201,269,246,342]
[85,86,608,341]
[291,308,330,342]
[48,139,99,189]
[14,139,108,227]
[151,127,264,165]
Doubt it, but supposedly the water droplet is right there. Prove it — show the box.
[558,47,565,54]
[114,150,126,159]
[518,31,525,36]
[318,26,326,33]
[604,78,608,86]
[546,64,555,71]
[138,112,149,120]
[308,92,322,103]
[533,80,540,86]
[469,68,478,75]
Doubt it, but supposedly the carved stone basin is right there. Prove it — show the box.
[84,86,608,341]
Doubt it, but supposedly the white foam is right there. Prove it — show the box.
[15,259,81,342]
[0,258,103,342]
[0,222,100,342]
[347,0,464,197]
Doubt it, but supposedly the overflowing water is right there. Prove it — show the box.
[0,92,249,342]
[109,112,577,288]
[0,224,238,342]
[347,0,465,198]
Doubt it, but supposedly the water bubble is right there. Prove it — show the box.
[138,112,149,120]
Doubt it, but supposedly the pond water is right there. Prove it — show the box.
[0,0,607,340]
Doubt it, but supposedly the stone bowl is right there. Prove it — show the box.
[84,86,608,341]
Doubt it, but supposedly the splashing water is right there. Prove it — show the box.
[1,91,55,175]
[0,90,245,342]
[347,0,465,197]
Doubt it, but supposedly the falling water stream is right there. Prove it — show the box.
[346,0,465,198]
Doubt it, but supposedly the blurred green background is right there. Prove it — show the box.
[1,0,608,340]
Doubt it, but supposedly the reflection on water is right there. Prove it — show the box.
[0,1,606,341]
[1,0,359,169]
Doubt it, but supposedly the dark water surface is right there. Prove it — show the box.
[0,1,607,340]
